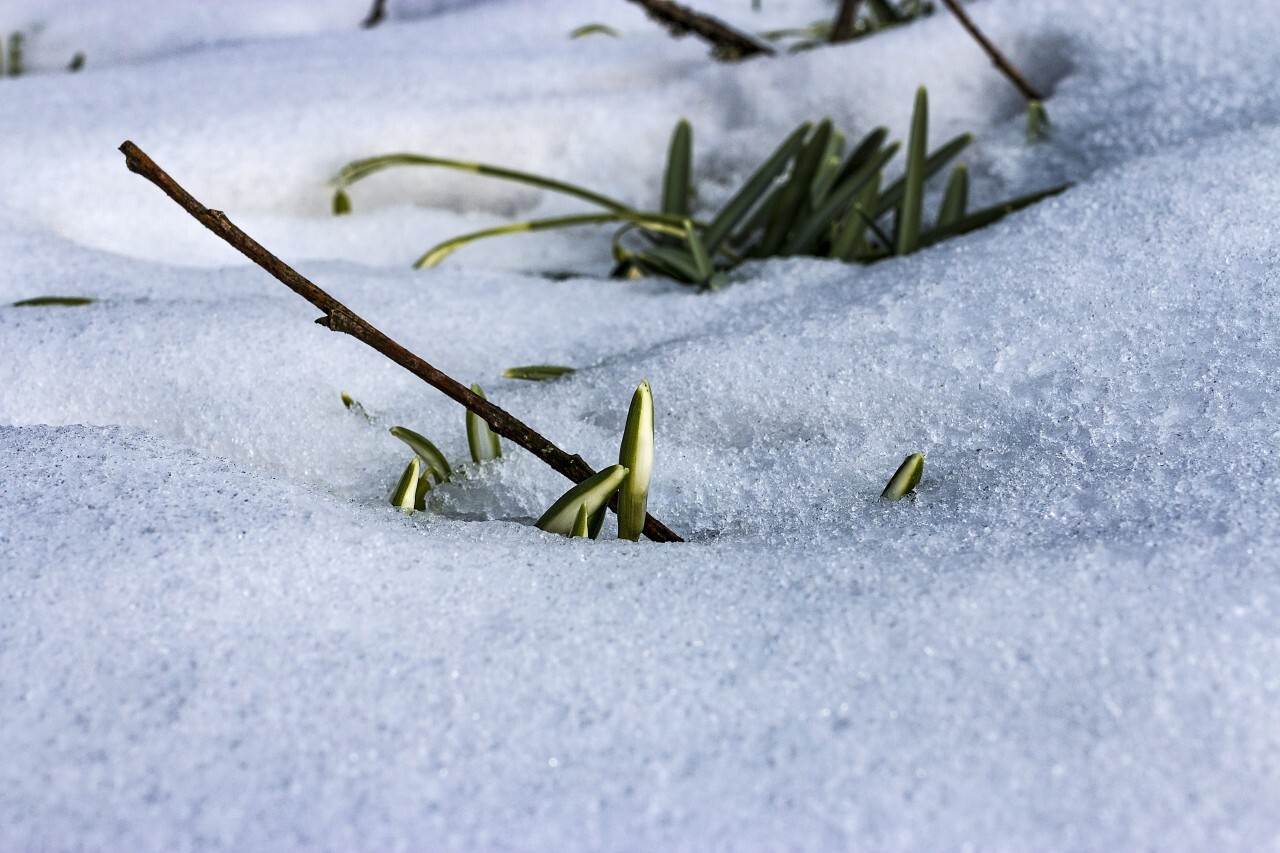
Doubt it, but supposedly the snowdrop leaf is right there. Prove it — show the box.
[834,127,889,187]
[390,426,453,482]
[570,502,591,538]
[923,183,1070,245]
[783,141,898,256]
[662,120,693,219]
[936,164,968,230]
[755,119,833,257]
[684,220,713,283]
[536,464,630,536]
[390,457,421,512]
[881,452,924,501]
[895,86,929,256]
[503,365,577,381]
[333,154,633,214]
[11,296,95,307]
[414,212,687,268]
[569,23,618,38]
[875,132,973,219]
[617,380,654,541]
[466,383,501,462]
[703,122,810,253]
[830,172,881,260]
[1026,100,1050,142]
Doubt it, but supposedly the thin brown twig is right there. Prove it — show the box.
[118,141,684,543]
[361,0,387,29]
[625,0,775,60]
[829,0,862,43]
[938,0,1043,102]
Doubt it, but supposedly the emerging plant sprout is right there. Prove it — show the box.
[466,383,502,462]
[535,464,630,537]
[331,88,1067,288]
[881,452,924,501]
[390,425,453,482]
[390,456,422,512]
[616,380,654,541]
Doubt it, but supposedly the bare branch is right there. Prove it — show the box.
[361,0,387,29]
[938,0,1043,102]
[830,0,862,44]
[625,0,775,60]
[118,141,684,543]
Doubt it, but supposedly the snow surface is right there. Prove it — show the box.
[3,0,1280,848]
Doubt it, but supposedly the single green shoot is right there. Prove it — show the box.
[390,456,422,511]
[881,452,924,500]
[617,380,654,541]
[466,383,502,462]
[895,87,929,255]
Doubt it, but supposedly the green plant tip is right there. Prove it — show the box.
[11,296,95,307]
[881,452,924,501]
[895,86,928,256]
[536,464,630,537]
[570,502,592,538]
[1026,100,1050,142]
[466,383,502,462]
[503,365,577,381]
[569,23,619,38]
[616,380,654,541]
[333,189,352,215]
[390,456,421,512]
[390,426,453,482]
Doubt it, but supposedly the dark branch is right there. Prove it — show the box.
[625,0,775,60]
[361,0,387,29]
[830,0,861,43]
[938,0,1043,102]
[119,141,684,543]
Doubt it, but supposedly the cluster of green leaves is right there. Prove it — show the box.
[762,0,932,52]
[376,376,654,541]
[331,87,1065,289]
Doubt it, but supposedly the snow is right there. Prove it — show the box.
[3,0,1280,848]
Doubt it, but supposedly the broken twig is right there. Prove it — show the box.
[117,141,684,543]
[625,0,775,60]
[938,0,1043,101]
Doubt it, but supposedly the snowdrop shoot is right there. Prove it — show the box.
[881,452,924,501]
[617,380,654,541]
[390,456,421,512]
[465,383,502,463]
[535,464,630,538]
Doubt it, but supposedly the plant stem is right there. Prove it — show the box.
[117,141,685,543]
[625,0,775,60]
[829,0,862,43]
[361,0,387,28]
[937,0,1043,102]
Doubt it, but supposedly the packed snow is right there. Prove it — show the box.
[2,0,1279,848]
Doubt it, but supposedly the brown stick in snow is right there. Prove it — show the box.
[118,141,684,543]
[624,0,775,60]
[938,0,1043,102]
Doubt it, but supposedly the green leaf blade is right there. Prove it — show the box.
[466,383,502,462]
[881,452,924,501]
[390,426,453,482]
[536,464,630,536]
[895,86,929,256]
[617,380,654,541]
